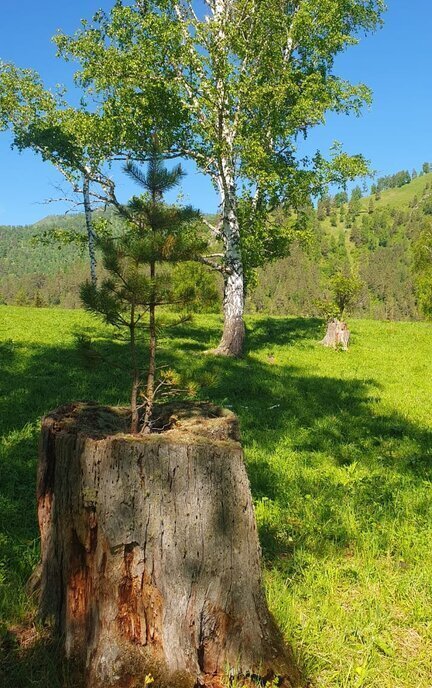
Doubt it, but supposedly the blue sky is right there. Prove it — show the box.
[0,1,431,225]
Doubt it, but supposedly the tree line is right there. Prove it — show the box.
[371,163,432,195]
[2,168,432,322]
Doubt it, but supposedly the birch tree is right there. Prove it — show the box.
[55,0,385,354]
[0,63,118,285]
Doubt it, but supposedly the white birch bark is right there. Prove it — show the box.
[211,0,246,356]
[214,166,246,356]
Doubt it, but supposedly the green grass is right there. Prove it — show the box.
[1,306,432,687]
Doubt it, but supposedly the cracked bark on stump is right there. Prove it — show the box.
[320,319,350,350]
[37,402,300,688]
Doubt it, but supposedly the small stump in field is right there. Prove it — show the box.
[37,402,300,688]
[320,318,350,350]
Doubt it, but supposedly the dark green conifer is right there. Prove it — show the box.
[81,147,206,433]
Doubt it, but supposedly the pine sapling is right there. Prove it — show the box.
[81,148,207,433]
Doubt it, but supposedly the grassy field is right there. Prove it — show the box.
[364,172,432,210]
[1,306,432,687]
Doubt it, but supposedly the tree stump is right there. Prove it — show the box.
[37,402,300,688]
[319,319,350,350]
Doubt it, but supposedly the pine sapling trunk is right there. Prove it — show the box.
[141,259,156,434]
[130,303,140,434]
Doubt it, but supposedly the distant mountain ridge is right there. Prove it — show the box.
[1,172,432,319]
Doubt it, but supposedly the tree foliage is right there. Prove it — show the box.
[329,272,363,318]
[54,0,383,203]
[0,62,111,183]
[413,220,432,318]
[376,170,411,192]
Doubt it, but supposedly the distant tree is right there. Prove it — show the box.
[422,162,430,175]
[317,199,326,222]
[416,276,432,318]
[402,170,412,185]
[377,176,385,191]
[422,198,432,216]
[81,148,206,433]
[413,221,432,318]
[350,222,365,248]
[334,191,349,207]
[14,288,29,306]
[316,271,362,349]
[376,170,411,191]
[351,186,363,202]
[371,183,377,195]
[349,190,362,218]
[412,168,418,179]
[322,194,332,217]
[34,291,45,308]
[330,272,363,319]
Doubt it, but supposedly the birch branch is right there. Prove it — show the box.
[202,216,222,237]
[197,255,226,273]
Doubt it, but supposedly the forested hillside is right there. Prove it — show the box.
[1,169,432,319]
[249,169,432,320]
[0,215,89,308]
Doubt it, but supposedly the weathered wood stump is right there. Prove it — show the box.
[320,318,350,350]
[37,402,300,688]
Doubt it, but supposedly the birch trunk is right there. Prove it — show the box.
[213,170,245,357]
[83,172,97,286]
[209,1,246,358]
[37,402,300,688]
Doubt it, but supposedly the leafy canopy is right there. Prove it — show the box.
[55,1,385,219]
[1,63,98,179]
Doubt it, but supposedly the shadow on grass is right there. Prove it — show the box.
[245,316,324,352]
[169,315,325,353]
[0,630,84,688]
[1,315,431,685]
